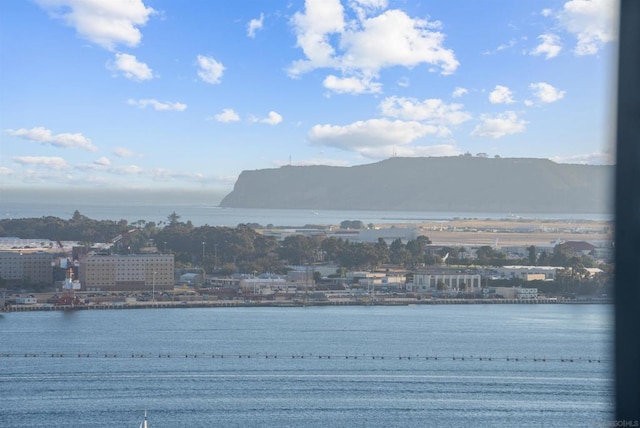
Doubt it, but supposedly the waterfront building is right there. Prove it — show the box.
[78,253,174,292]
[410,272,481,294]
[0,251,53,287]
[488,287,539,299]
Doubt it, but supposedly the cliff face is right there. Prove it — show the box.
[220,157,613,213]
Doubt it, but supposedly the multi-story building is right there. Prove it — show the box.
[79,253,174,291]
[0,251,53,287]
[410,272,481,294]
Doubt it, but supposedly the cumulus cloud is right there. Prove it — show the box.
[197,55,225,84]
[0,167,14,175]
[557,0,618,55]
[13,156,68,169]
[110,53,153,81]
[323,74,382,94]
[113,147,139,158]
[127,98,187,111]
[489,85,515,104]
[308,118,439,152]
[452,87,468,98]
[339,10,458,74]
[247,13,264,38]
[530,33,562,59]
[289,0,345,75]
[35,0,155,51]
[5,126,98,152]
[255,111,283,125]
[379,96,471,126]
[212,108,240,123]
[529,82,566,103]
[92,157,110,167]
[471,111,527,138]
[289,1,458,94]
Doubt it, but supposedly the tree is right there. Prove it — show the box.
[340,220,365,229]
[527,245,537,265]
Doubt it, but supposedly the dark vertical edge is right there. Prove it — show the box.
[615,0,640,420]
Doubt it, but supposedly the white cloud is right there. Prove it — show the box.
[289,0,345,76]
[529,82,566,103]
[489,85,515,104]
[197,55,225,84]
[484,38,517,55]
[113,147,139,158]
[150,168,209,183]
[551,151,612,164]
[379,96,471,126]
[471,111,527,138]
[397,77,410,88]
[557,0,618,55]
[94,157,111,166]
[0,167,14,175]
[452,87,468,98]
[35,0,155,51]
[127,98,187,111]
[212,108,240,123]
[339,9,458,74]
[289,2,458,93]
[530,33,562,59]
[541,8,553,17]
[349,0,388,21]
[323,74,382,94]
[13,156,68,169]
[5,126,98,152]
[113,164,144,175]
[308,118,439,152]
[247,13,264,38]
[258,111,283,125]
[110,53,153,81]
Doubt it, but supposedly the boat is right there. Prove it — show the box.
[139,410,148,428]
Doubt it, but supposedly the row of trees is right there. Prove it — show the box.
[0,211,603,275]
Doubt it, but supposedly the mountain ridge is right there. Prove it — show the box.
[220,157,612,213]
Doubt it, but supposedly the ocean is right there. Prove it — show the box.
[0,201,611,227]
[0,304,613,427]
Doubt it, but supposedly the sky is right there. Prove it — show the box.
[0,0,618,204]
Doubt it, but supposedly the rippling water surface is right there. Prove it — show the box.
[0,304,613,427]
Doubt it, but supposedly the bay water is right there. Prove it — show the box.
[0,202,610,227]
[0,304,613,427]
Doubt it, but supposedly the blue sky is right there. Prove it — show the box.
[0,0,618,203]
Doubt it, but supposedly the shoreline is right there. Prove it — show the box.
[2,297,612,312]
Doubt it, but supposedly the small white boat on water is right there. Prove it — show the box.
[139,410,148,428]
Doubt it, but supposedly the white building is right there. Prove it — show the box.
[489,287,538,299]
[410,273,481,294]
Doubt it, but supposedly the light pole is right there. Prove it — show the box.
[202,241,206,264]
[152,271,156,303]
[164,241,167,253]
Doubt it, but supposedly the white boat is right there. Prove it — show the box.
[139,410,148,428]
